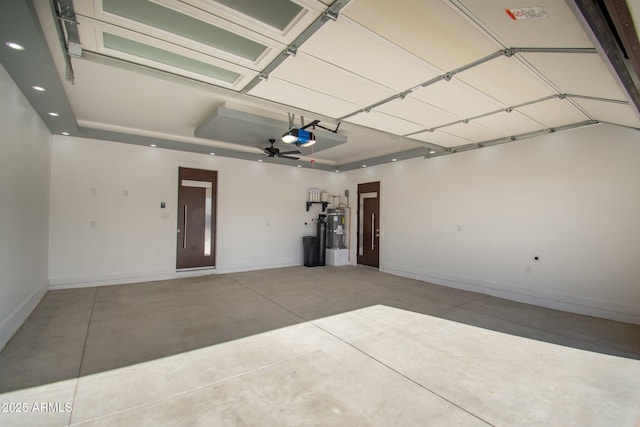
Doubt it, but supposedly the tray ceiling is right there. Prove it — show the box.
[195,106,347,154]
[1,0,639,170]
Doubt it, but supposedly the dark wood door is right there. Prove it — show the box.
[357,181,380,268]
[177,168,217,269]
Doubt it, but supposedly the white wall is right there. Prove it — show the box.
[344,124,640,324]
[47,123,640,324]
[48,136,346,287]
[0,64,52,349]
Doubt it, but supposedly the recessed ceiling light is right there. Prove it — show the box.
[258,159,263,162]
[392,158,397,162]
[32,86,46,92]
[335,170,340,173]
[5,41,24,50]
[149,144,157,147]
[48,112,59,117]
[362,165,367,168]
[297,165,302,168]
[61,132,69,136]
[209,152,215,156]
[429,149,436,154]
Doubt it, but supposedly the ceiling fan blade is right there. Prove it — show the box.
[279,150,301,155]
[280,155,299,160]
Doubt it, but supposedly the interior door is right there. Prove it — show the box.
[177,167,217,269]
[357,181,380,268]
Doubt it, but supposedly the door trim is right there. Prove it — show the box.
[176,167,217,270]
[357,181,380,268]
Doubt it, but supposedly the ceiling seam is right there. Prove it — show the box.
[291,51,400,93]
[566,93,629,104]
[249,74,362,114]
[336,47,593,123]
[337,46,602,136]
[423,120,600,157]
[596,120,640,131]
[240,0,352,94]
[446,0,509,50]
[403,94,562,137]
[336,49,509,122]
[444,0,604,119]
[562,95,607,121]
[333,14,445,74]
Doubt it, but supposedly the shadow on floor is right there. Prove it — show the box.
[0,265,638,393]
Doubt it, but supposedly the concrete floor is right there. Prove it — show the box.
[0,266,639,426]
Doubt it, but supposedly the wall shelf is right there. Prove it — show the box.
[306,201,328,212]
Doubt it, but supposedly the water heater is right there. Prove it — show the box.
[326,208,346,249]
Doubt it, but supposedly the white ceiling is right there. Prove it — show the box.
[10,0,640,169]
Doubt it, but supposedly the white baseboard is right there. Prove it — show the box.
[48,269,217,290]
[0,281,48,352]
[382,264,640,325]
[48,263,639,325]
[47,262,301,290]
[215,262,301,274]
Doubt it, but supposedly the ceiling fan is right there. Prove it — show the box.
[262,139,301,160]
